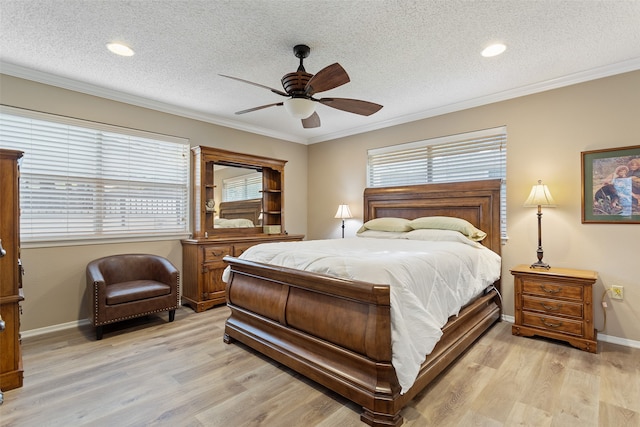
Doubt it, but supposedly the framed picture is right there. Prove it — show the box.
[581,145,640,223]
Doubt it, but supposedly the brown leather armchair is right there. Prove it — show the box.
[86,254,179,340]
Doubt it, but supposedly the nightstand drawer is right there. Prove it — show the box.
[522,279,583,301]
[522,295,583,318]
[522,312,583,337]
[203,245,232,262]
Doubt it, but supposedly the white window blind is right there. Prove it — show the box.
[0,106,190,244]
[367,127,507,239]
[223,172,262,202]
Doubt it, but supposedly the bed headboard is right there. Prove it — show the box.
[363,179,502,255]
[218,198,262,225]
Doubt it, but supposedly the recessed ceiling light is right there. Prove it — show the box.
[107,42,135,57]
[481,43,506,58]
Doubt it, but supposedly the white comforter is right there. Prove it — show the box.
[222,237,501,393]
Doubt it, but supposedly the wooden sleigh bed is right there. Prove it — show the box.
[222,179,503,426]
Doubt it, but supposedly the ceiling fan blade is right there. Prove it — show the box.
[318,98,383,116]
[219,74,289,97]
[304,63,350,95]
[235,102,283,115]
[301,111,320,128]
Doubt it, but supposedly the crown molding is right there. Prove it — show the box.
[0,62,308,144]
[307,57,640,144]
[3,57,639,146]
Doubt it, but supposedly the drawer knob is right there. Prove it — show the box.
[540,302,562,311]
[540,285,562,294]
[541,318,563,328]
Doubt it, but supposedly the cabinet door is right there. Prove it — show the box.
[201,245,231,301]
[202,261,228,301]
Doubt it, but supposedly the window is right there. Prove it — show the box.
[222,172,262,202]
[367,126,507,239]
[0,106,190,245]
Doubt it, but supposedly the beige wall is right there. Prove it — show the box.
[2,71,638,345]
[308,70,640,344]
[0,74,308,331]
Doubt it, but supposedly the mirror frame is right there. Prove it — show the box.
[190,146,287,239]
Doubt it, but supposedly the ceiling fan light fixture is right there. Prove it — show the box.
[106,42,135,57]
[283,97,315,119]
[481,43,506,57]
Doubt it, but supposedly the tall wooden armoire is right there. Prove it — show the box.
[0,148,24,394]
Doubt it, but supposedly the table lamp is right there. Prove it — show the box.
[524,180,556,269]
[334,204,352,238]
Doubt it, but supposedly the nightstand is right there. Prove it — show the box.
[511,265,598,353]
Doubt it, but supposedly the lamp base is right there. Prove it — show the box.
[530,245,550,269]
[530,260,550,269]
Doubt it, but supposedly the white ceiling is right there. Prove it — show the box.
[1,0,640,145]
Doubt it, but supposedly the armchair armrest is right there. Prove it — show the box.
[151,257,179,287]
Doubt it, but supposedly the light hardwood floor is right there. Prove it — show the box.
[1,306,638,426]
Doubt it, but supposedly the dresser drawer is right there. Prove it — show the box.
[233,243,254,257]
[522,279,583,301]
[203,245,232,262]
[522,312,583,337]
[522,295,583,318]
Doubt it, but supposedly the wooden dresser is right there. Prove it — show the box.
[511,264,598,353]
[0,149,24,392]
[182,146,304,312]
[181,234,304,312]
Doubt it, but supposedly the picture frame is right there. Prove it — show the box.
[581,145,640,223]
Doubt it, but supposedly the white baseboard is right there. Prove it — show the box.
[596,333,640,349]
[23,315,640,350]
[22,319,91,339]
[502,314,515,323]
[500,314,640,349]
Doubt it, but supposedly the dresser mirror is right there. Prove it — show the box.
[191,146,286,239]
[213,164,263,229]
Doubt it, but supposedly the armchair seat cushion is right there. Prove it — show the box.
[106,280,172,305]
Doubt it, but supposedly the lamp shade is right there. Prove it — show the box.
[524,180,556,207]
[283,98,316,119]
[334,204,353,219]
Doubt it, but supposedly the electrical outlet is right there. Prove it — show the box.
[611,285,624,300]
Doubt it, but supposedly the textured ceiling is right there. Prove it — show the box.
[1,0,640,144]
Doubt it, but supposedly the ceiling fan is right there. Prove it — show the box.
[220,44,383,129]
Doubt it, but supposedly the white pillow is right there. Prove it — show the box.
[405,229,483,248]
[356,229,409,239]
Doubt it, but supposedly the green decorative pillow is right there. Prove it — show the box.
[408,216,487,241]
[357,217,412,233]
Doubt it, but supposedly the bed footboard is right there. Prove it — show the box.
[223,256,500,427]
[223,256,400,413]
